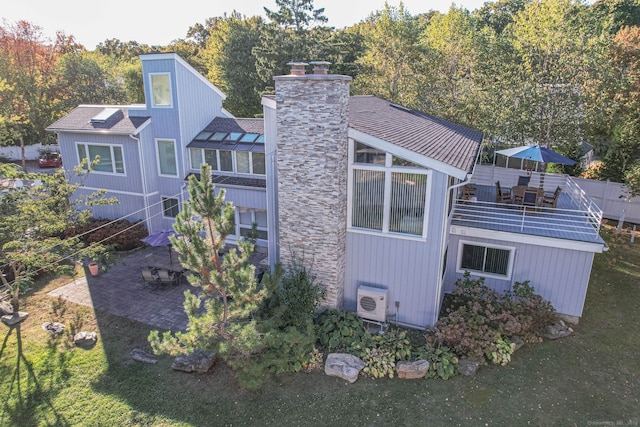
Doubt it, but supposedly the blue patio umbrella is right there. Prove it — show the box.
[141,230,179,262]
[495,144,577,165]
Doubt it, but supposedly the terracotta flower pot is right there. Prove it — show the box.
[88,262,99,276]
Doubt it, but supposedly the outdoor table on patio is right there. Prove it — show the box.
[512,186,542,204]
[512,186,544,211]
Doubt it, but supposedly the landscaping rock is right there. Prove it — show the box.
[0,300,13,315]
[510,335,525,351]
[556,313,580,326]
[1,311,29,327]
[74,331,98,348]
[324,353,365,383]
[130,348,158,364]
[542,320,573,340]
[396,360,429,379]
[172,350,216,373]
[457,357,483,376]
[41,322,65,335]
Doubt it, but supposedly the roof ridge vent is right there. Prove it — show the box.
[90,107,119,124]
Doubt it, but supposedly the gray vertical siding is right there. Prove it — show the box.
[345,170,450,327]
[263,103,279,266]
[57,133,144,193]
[215,187,267,210]
[445,233,595,317]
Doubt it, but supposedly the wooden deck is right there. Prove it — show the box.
[451,184,604,244]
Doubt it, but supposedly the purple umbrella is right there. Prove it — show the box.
[141,230,179,262]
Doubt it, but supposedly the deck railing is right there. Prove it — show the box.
[451,198,602,239]
[456,165,603,238]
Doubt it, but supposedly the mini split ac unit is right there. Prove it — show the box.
[357,286,388,322]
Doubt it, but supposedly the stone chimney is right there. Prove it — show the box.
[273,62,351,309]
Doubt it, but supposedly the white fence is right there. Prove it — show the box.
[0,143,59,161]
[473,164,640,224]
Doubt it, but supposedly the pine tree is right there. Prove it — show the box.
[149,163,265,360]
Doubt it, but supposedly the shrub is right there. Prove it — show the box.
[243,259,327,379]
[414,342,458,380]
[436,273,556,362]
[259,259,326,331]
[68,218,147,251]
[315,310,368,352]
[354,328,412,379]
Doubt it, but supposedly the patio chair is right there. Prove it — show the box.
[517,175,531,186]
[461,184,476,203]
[541,186,562,209]
[141,268,159,284]
[521,189,541,211]
[495,181,514,204]
[157,269,178,285]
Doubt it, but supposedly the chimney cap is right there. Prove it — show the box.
[286,62,308,75]
[309,61,332,74]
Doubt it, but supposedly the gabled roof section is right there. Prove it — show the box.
[349,96,483,175]
[46,106,150,134]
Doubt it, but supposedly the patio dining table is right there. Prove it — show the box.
[512,186,543,206]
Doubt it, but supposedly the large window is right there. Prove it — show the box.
[189,148,265,176]
[349,140,429,237]
[458,241,514,279]
[157,139,177,176]
[162,197,179,218]
[76,143,125,174]
[237,208,268,241]
[150,73,172,107]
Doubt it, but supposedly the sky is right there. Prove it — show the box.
[2,0,487,49]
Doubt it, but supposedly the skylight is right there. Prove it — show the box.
[240,133,259,143]
[225,132,242,142]
[195,131,213,141]
[90,108,119,123]
[210,132,228,141]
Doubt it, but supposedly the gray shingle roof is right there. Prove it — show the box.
[201,117,264,134]
[349,96,483,174]
[46,106,149,134]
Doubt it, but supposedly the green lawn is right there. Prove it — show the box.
[1,223,639,426]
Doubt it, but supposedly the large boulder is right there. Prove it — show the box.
[130,349,158,364]
[457,358,483,377]
[396,360,429,379]
[1,311,29,327]
[542,320,573,340]
[74,331,98,348]
[324,353,365,383]
[42,322,65,335]
[172,350,216,373]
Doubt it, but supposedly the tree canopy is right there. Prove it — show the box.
[3,0,640,181]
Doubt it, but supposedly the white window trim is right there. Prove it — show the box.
[156,138,179,177]
[189,148,266,176]
[456,240,515,280]
[149,72,173,108]
[235,208,268,242]
[161,196,180,219]
[347,138,431,239]
[75,142,126,176]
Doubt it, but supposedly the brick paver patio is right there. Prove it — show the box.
[48,246,268,332]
